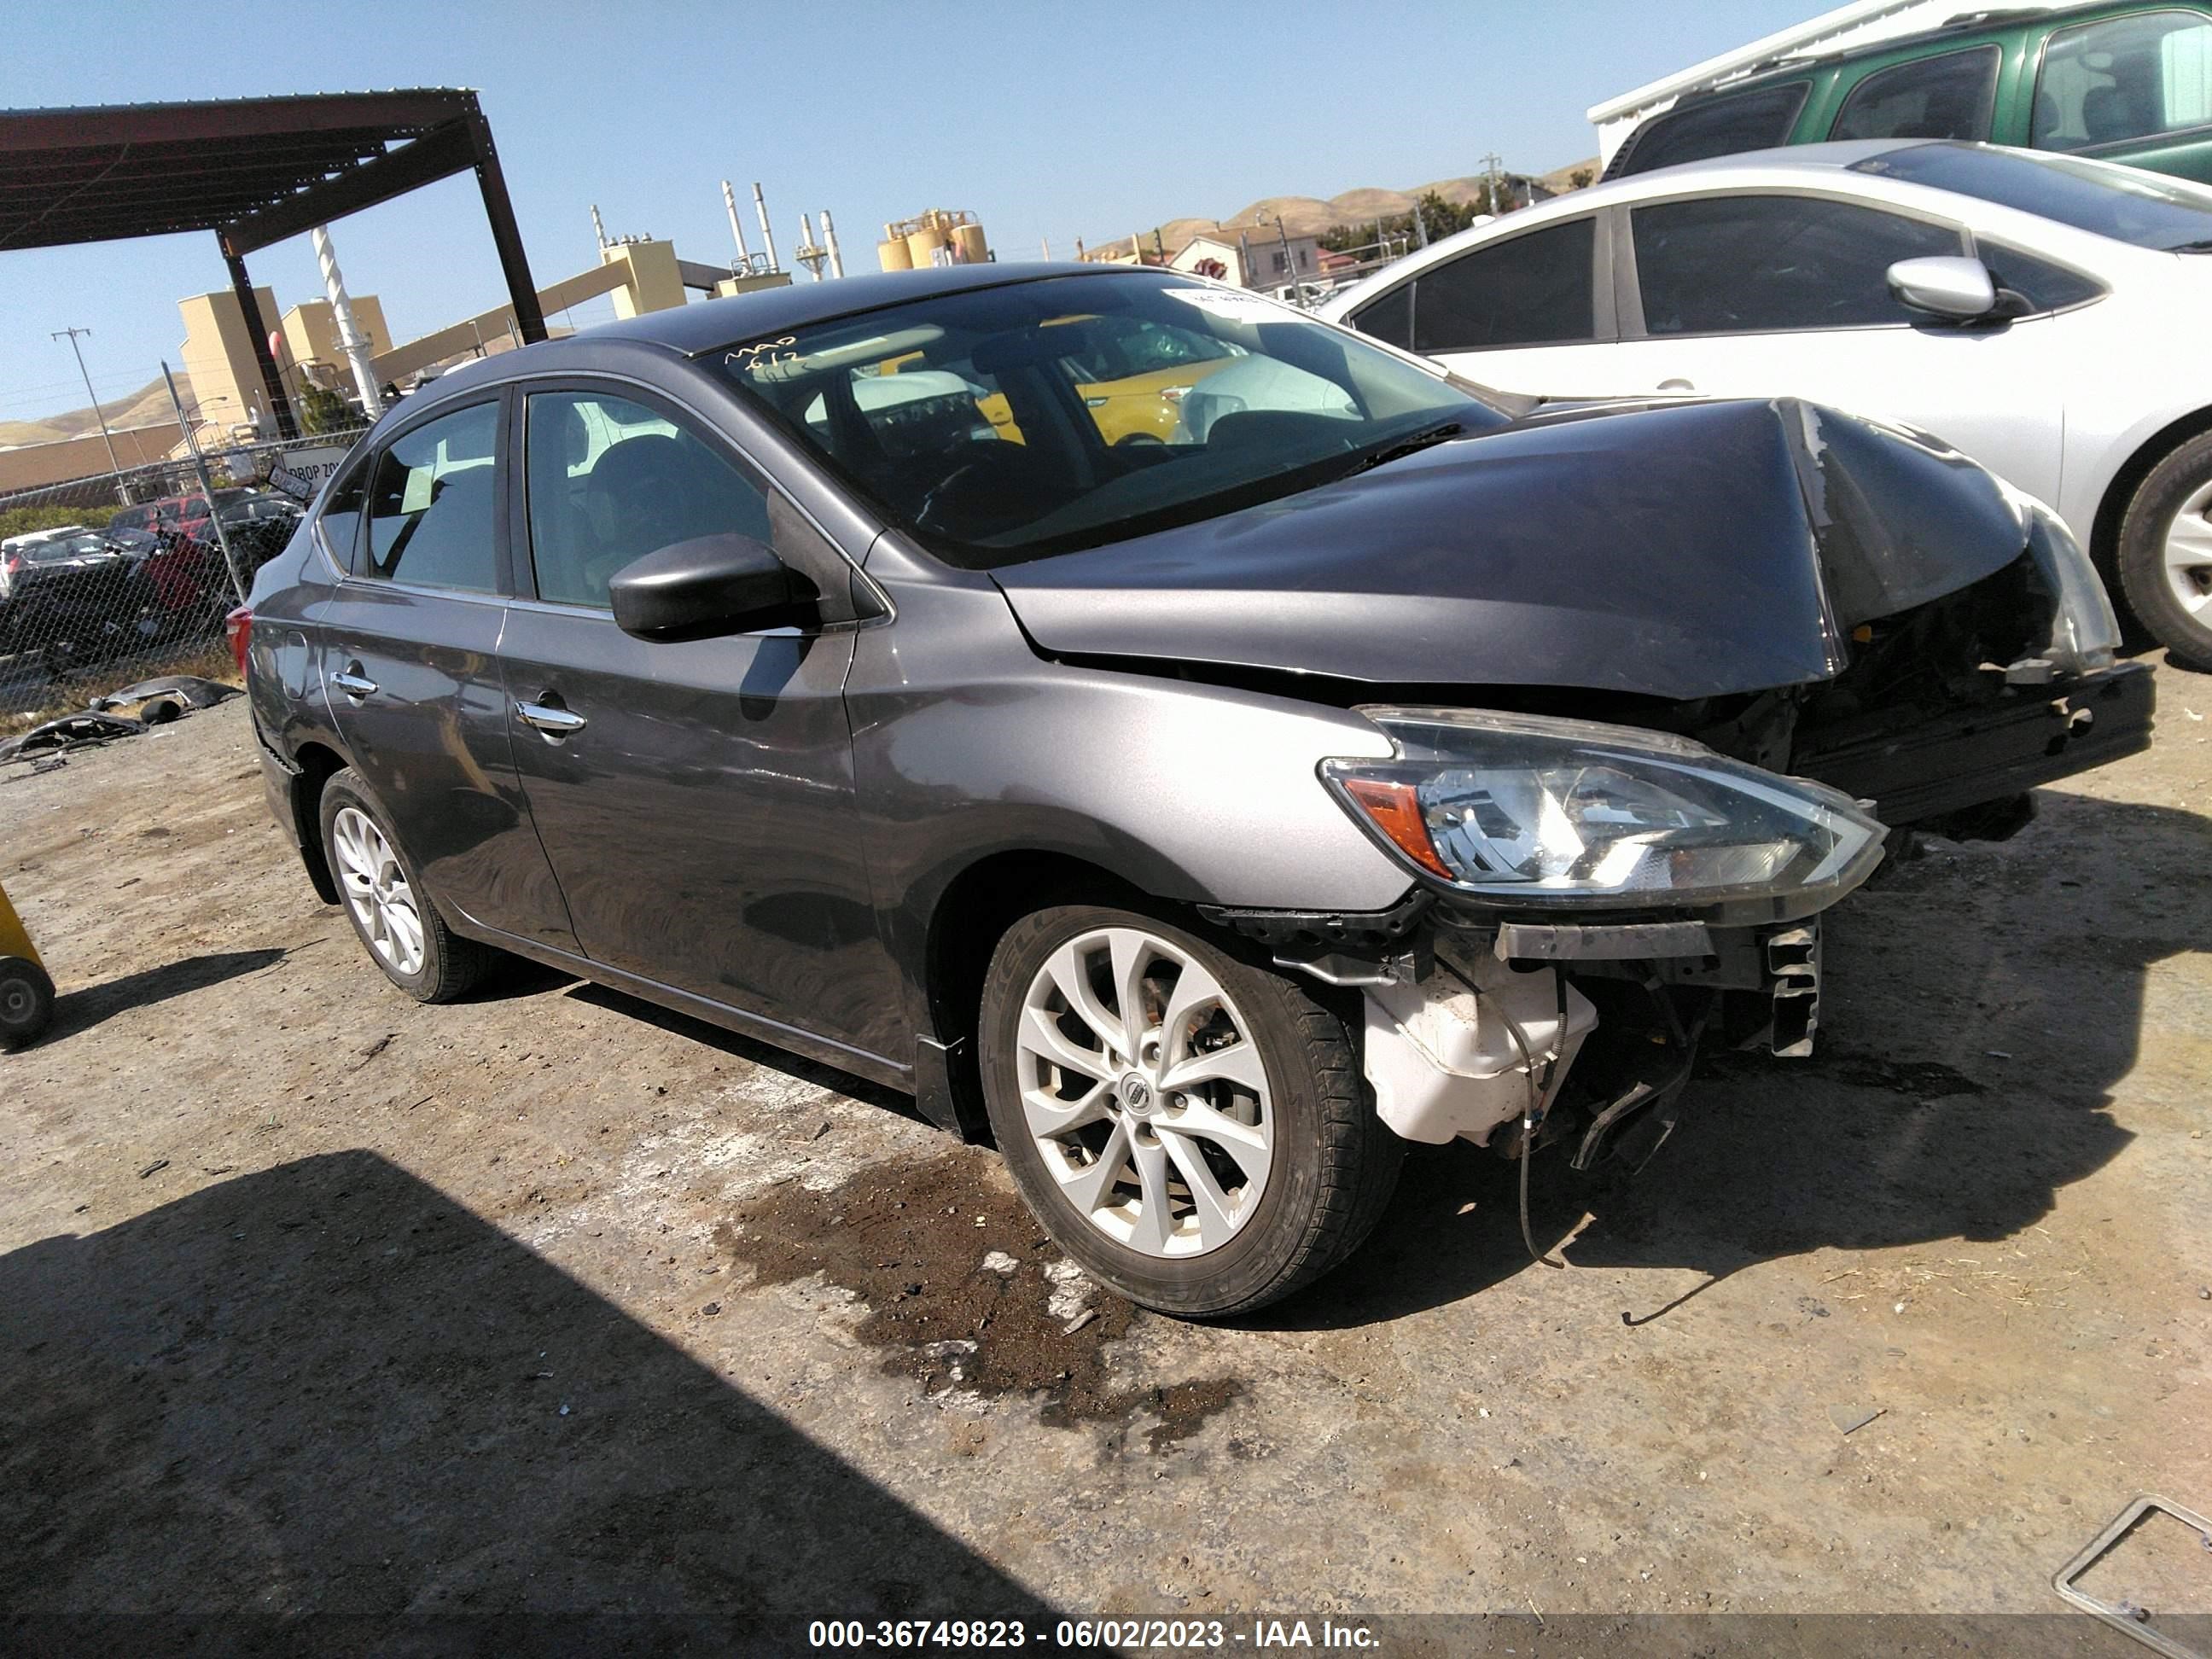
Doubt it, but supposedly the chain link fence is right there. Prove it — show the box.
[0,429,364,729]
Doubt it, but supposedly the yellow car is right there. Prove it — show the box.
[887,318,1244,447]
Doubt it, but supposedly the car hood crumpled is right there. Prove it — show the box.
[990,396,2030,701]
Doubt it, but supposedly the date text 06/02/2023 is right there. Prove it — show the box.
[806,1618,1381,1650]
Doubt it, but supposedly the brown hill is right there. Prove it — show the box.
[1097,166,1598,262]
[0,375,178,452]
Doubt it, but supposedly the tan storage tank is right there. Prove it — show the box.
[876,236,913,272]
[905,225,949,269]
[952,223,989,265]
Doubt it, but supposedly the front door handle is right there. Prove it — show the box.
[329,665,378,699]
[515,696,587,738]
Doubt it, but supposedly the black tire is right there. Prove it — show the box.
[0,956,56,1048]
[2116,431,2212,672]
[979,903,1402,1318]
[317,767,498,1003]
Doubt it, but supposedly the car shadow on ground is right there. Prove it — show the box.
[38,946,289,1042]
[1262,789,2209,1331]
[0,1150,1062,1637]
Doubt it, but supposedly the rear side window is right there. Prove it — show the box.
[2033,9,2212,151]
[359,401,501,592]
[1831,46,2001,142]
[524,390,772,608]
[1976,242,2104,312]
[1412,218,1596,352]
[1613,82,1812,177]
[1633,194,1963,334]
[1349,282,1414,349]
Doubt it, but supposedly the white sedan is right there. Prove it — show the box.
[1318,141,2212,668]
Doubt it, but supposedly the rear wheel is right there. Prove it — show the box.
[317,768,496,1003]
[979,904,1401,1318]
[2117,432,2212,671]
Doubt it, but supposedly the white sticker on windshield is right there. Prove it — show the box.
[1160,287,1312,325]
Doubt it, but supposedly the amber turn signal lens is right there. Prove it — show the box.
[1341,776,1453,881]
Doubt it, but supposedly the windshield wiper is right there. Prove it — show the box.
[1340,421,1466,478]
[2170,238,2212,252]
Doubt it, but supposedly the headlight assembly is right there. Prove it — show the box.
[1322,708,1886,922]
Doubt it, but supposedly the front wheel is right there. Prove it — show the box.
[2117,432,2212,671]
[979,905,1402,1318]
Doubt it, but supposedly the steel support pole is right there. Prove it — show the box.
[463,102,547,344]
[161,360,249,605]
[311,224,383,420]
[216,240,298,439]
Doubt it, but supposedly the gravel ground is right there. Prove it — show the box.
[1,667,2207,1643]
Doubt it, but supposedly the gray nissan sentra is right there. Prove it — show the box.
[239,263,2153,1316]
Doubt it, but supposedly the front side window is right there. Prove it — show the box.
[1615,82,1812,176]
[1633,194,1962,335]
[1412,218,1596,352]
[713,270,1505,568]
[524,391,773,608]
[2034,10,2212,151]
[1831,46,2001,142]
[358,401,500,591]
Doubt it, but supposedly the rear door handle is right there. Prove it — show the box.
[329,666,378,699]
[515,696,587,738]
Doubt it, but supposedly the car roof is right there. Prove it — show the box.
[1674,0,2127,102]
[589,261,1145,357]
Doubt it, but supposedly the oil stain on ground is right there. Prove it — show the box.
[714,1150,1243,1454]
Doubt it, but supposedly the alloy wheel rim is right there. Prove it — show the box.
[331,806,427,977]
[1015,925,1274,1259]
[2163,480,2212,620]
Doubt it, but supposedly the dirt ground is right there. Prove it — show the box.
[2,662,2208,1646]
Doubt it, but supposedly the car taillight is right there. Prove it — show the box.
[224,605,253,677]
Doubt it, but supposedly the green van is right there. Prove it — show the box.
[1607,1,2212,183]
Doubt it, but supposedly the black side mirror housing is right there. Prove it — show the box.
[608,533,812,641]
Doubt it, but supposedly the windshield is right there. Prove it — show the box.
[1853,141,2212,249]
[34,534,113,562]
[709,270,1510,568]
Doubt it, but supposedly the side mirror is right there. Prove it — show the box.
[608,533,806,640]
[1886,255,1999,323]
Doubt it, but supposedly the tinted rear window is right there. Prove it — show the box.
[1614,82,1812,176]
[1854,141,2212,248]
[1412,218,1597,351]
[1830,46,2000,143]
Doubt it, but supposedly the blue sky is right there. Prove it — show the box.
[0,0,1815,425]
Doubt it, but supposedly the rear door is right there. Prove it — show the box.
[1348,213,1620,398]
[314,393,577,952]
[1610,189,2067,502]
[496,380,899,1060]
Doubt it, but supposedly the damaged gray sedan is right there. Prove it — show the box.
[242,265,2153,1316]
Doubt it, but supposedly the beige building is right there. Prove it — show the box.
[178,285,288,440]
[1169,231,1324,290]
[278,295,394,393]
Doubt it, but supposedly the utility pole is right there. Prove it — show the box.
[1272,216,1296,300]
[1479,151,1505,214]
[52,327,129,502]
[160,360,247,605]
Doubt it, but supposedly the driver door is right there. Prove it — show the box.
[494,382,901,1062]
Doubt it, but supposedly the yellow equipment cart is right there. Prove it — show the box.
[0,876,55,1046]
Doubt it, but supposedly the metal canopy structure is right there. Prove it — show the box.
[0,89,547,439]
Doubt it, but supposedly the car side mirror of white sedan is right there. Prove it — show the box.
[1887,255,2003,323]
